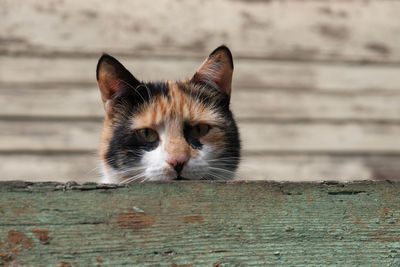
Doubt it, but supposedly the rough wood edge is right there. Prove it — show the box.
[0,180,397,192]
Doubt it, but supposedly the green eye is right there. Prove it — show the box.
[137,128,158,143]
[189,124,211,139]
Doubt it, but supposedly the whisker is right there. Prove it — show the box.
[119,173,147,184]
[206,171,228,181]
[208,167,236,175]
[140,177,151,183]
[84,165,103,176]
[118,79,147,104]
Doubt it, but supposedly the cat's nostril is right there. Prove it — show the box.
[167,159,187,174]
[173,163,184,174]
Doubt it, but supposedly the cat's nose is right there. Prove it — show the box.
[167,159,187,174]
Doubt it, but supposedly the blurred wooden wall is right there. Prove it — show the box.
[1,0,400,182]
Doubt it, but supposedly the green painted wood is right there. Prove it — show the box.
[0,181,399,266]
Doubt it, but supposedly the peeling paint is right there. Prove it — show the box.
[57,262,72,267]
[31,229,50,244]
[117,210,156,230]
[183,216,204,224]
[0,181,398,265]
[6,230,34,253]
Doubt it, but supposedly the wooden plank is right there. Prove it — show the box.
[2,120,400,153]
[241,122,400,152]
[2,56,400,91]
[0,181,398,266]
[1,153,400,182]
[0,86,104,118]
[0,154,99,183]
[0,120,101,151]
[237,154,400,181]
[2,1,400,62]
[231,90,400,121]
[2,85,400,121]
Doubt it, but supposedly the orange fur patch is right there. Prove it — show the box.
[132,82,223,129]
[130,81,226,159]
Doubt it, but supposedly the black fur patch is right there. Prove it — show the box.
[179,82,240,173]
[106,125,160,169]
[209,45,234,69]
[177,82,230,109]
[183,123,204,150]
[112,81,169,115]
[106,81,168,169]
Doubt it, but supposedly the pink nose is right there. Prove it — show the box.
[167,158,188,174]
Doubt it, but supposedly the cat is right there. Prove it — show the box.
[96,45,240,183]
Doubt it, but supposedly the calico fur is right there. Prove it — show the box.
[97,46,240,183]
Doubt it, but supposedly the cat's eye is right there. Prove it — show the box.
[137,128,158,143]
[189,124,211,139]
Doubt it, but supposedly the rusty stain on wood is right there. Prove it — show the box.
[6,230,34,252]
[31,229,50,244]
[57,262,71,267]
[117,210,156,230]
[183,216,204,224]
[0,181,398,265]
[0,230,35,265]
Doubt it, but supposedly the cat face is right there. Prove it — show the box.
[97,46,240,183]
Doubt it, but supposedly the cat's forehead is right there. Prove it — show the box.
[131,81,223,129]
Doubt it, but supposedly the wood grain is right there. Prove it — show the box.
[2,120,400,153]
[2,85,400,121]
[1,153,400,182]
[3,56,400,91]
[0,153,99,183]
[237,154,400,181]
[2,0,400,183]
[0,181,398,265]
[2,0,400,62]
[0,120,101,151]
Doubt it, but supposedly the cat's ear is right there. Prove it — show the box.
[96,54,140,107]
[191,45,234,96]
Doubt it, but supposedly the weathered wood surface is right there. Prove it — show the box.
[2,0,400,182]
[2,0,400,63]
[0,154,100,183]
[2,154,400,182]
[0,181,398,266]
[3,120,400,153]
[3,56,400,90]
[3,82,400,121]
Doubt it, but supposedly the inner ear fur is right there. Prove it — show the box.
[96,54,140,105]
[191,45,234,96]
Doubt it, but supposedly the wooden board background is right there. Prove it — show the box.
[0,181,399,266]
[1,0,400,182]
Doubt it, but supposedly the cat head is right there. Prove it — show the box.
[96,45,240,183]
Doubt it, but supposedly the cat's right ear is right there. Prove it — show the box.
[96,54,140,113]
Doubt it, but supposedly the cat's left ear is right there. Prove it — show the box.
[191,45,234,96]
